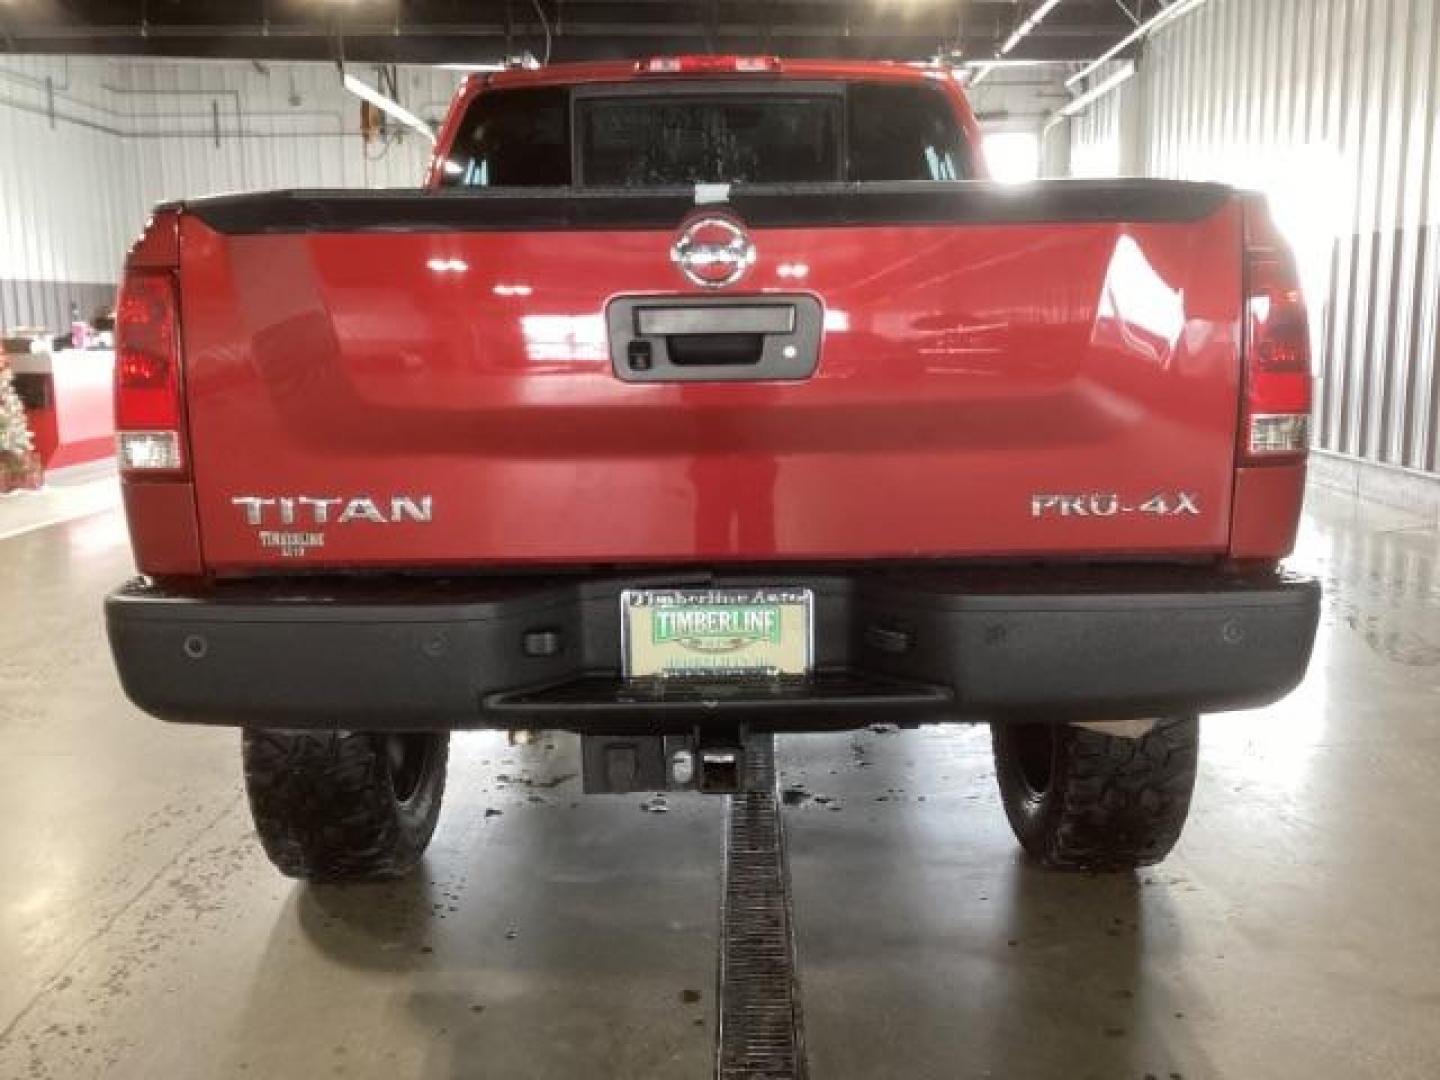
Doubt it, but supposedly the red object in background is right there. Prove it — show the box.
[12,351,117,470]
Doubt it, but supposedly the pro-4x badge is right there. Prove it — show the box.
[1031,492,1201,518]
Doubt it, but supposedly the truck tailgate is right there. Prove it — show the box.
[176,182,1244,571]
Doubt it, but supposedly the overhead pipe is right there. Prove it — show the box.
[0,94,358,139]
[1055,61,1137,120]
[0,67,347,139]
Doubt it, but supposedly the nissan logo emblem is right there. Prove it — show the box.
[671,216,757,289]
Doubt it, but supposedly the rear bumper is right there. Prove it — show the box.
[105,568,1320,732]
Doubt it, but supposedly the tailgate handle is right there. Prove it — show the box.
[635,305,796,337]
[608,295,823,383]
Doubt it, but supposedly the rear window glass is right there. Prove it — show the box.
[440,86,570,187]
[848,82,968,182]
[437,81,971,188]
[580,95,840,185]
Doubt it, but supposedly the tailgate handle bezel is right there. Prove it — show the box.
[607,295,823,383]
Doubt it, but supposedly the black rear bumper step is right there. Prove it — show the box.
[105,567,1320,732]
[482,671,952,731]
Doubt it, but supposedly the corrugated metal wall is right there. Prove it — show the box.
[1067,64,1136,178]
[1067,0,1440,476]
[0,56,460,332]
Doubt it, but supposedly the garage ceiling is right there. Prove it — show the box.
[0,1,1157,65]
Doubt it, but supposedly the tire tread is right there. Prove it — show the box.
[993,717,1199,872]
[242,730,448,881]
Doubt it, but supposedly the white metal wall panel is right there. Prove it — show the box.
[1069,0,1440,475]
[0,56,458,330]
[0,58,138,286]
[1068,64,1129,178]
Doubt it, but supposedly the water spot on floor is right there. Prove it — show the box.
[1344,614,1440,666]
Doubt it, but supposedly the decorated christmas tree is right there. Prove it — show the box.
[0,359,41,493]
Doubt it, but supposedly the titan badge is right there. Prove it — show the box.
[231,495,432,557]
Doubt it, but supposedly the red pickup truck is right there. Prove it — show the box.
[105,57,1319,881]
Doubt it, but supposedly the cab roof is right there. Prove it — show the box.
[470,57,956,93]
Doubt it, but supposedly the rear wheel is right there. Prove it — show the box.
[991,717,1198,871]
[242,730,449,881]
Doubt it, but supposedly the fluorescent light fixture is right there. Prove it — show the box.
[966,1,1063,89]
[1000,0,1064,56]
[1057,61,1137,118]
[967,64,997,88]
[1066,0,1210,88]
[343,73,436,144]
[434,62,507,72]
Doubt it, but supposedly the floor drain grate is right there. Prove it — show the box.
[716,735,807,1080]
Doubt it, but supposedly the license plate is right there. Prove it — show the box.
[621,588,813,680]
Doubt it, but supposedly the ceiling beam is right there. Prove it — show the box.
[0,0,1142,65]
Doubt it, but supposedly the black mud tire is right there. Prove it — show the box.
[242,730,449,882]
[991,717,1199,872]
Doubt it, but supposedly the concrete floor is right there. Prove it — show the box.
[0,485,1437,1079]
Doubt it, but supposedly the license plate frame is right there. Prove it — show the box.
[620,587,814,681]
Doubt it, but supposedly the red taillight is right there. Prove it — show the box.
[1242,195,1312,463]
[115,270,185,474]
[636,55,782,75]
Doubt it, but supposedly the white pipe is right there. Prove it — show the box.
[342,73,435,144]
[960,57,1109,68]
[1058,61,1136,117]
[1066,0,1211,88]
